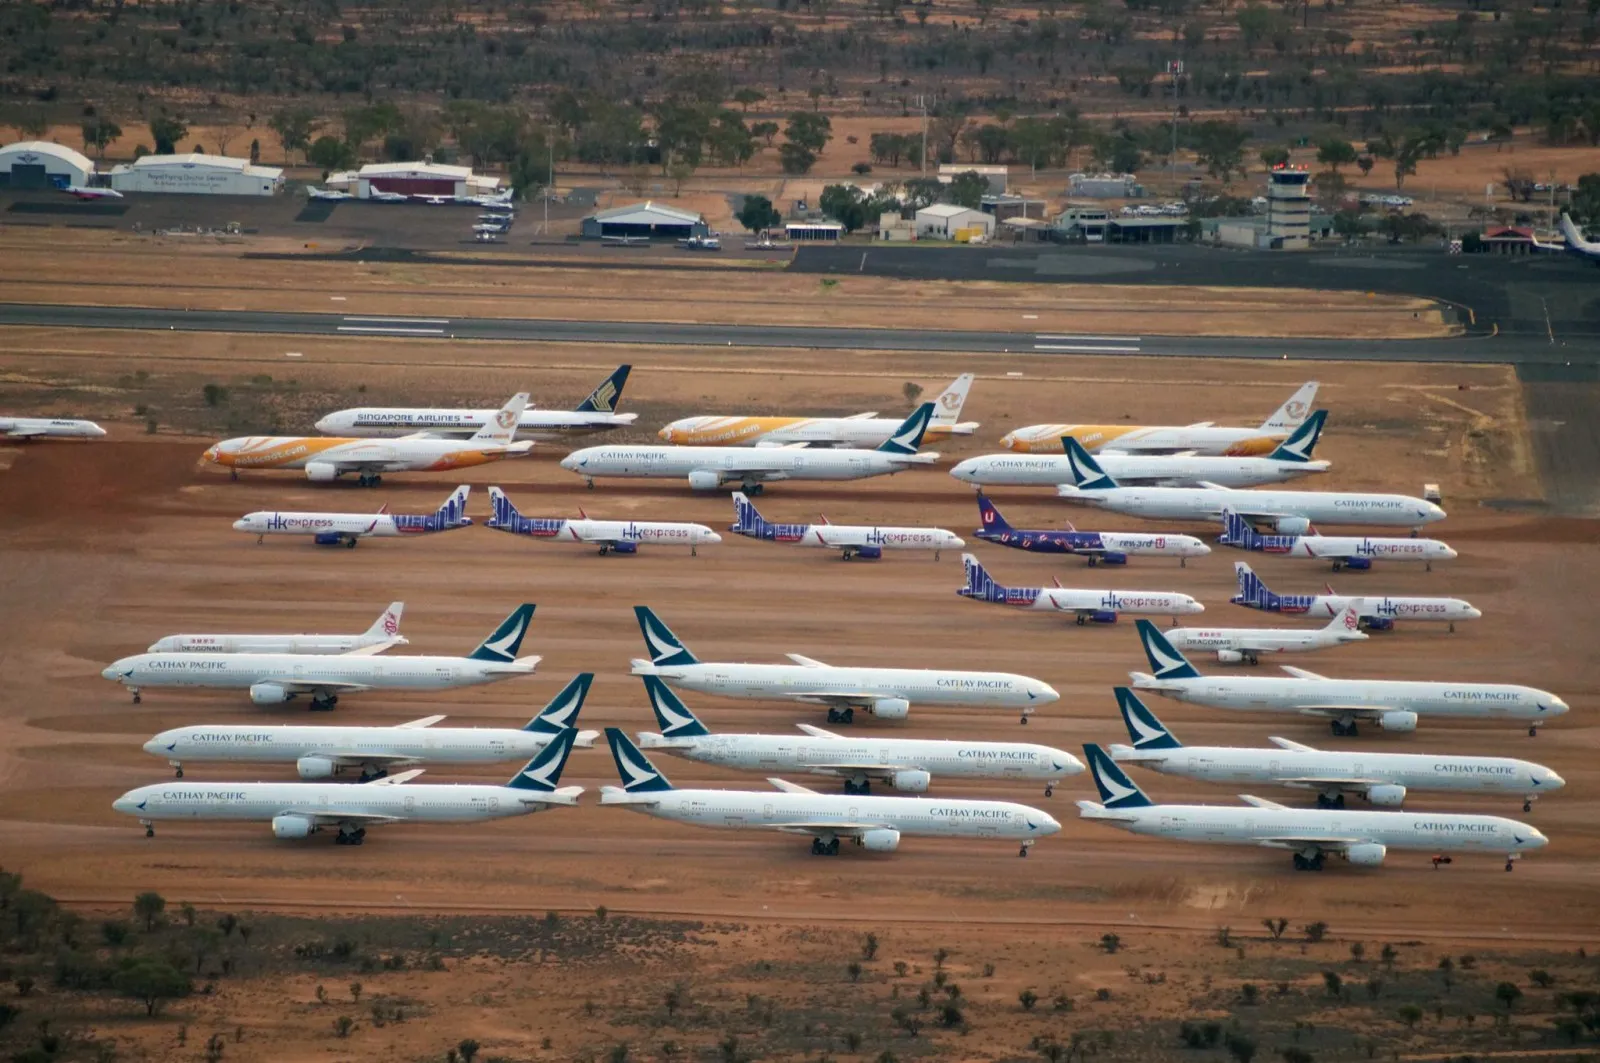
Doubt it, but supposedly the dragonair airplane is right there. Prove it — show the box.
[486,486,721,555]
[148,602,406,655]
[972,493,1209,566]
[113,727,583,845]
[315,366,636,440]
[0,416,106,440]
[1002,381,1319,455]
[206,393,534,486]
[1558,213,1600,265]
[730,491,963,560]
[1232,562,1481,631]
[1163,602,1366,664]
[658,373,978,448]
[958,554,1204,626]
[233,486,472,547]
[630,606,1059,724]
[1130,618,1568,737]
[1219,510,1455,571]
[599,728,1061,857]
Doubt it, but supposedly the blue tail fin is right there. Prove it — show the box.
[1231,562,1279,610]
[577,365,631,413]
[1083,743,1153,808]
[1134,619,1201,680]
[524,674,592,733]
[1219,509,1260,549]
[634,606,698,666]
[468,604,535,662]
[975,493,1013,537]
[642,676,710,737]
[435,485,470,525]
[605,727,675,792]
[488,485,521,527]
[1266,409,1327,463]
[731,491,770,539]
[959,553,1007,602]
[506,727,577,791]
[876,402,935,455]
[1060,438,1119,490]
[1115,687,1182,749]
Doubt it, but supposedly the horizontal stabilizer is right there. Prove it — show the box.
[794,723,843,739]
[1238,794,1290,810]
[368,769,426,785]
[341,642,396,657]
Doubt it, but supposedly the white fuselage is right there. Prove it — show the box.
[636,662,1059,712]
[204,435,533,475]
[952,453,1326,489]
[797,525,965,552]
[1059,485,1446,528]
[1260,535,1456,563]
[1135,675,1568,723]
[113,781,568,825]
[147,632,401,655]
[102,652,537,698]
[146,724,578,771]
[1257,594,1482,624]
[546,519,722,548]
[560,446,937,485]
[315,408,637,440]
[658,415,975,448]
[1003,587,1205,618]
[1163,625,1364,657]
[1002,424,1284,455]
[640,732,1082,785]
[231,511,458,539]
[0,416,106,439]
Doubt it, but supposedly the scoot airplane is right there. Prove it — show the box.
[315,366,637,440]
[233,486,472,548]
[204,393,533,486]
[1219,511,1455,572]
[0,416,106,440]
[145,673,599,779]
[1232,562,1481,631]
[599,728,1061,857]
[1164,602,1367,664]
[102,604,540,710]
[1055,439,1446,532]
[1002,381,1319,455]
[1109,687,1564,812]
[958,554,1204,626]
[634,676,1083,795]
[488,486,721,556]
[562,403,941,494]
[148,602,407,655]
[955,411,1329,490]
[1130,619,1569,737]
[730,491,963,561]
[630,606,1059,724]
[972,493,1209,567]
[1077,743,1548,872]
[658,373,978,448]
[113,728,583,845]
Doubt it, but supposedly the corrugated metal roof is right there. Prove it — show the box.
[358,162,476,180]
[589,201,704,225]
[117,153,283,178]
[917,204,983,218]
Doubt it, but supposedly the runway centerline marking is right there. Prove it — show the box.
[341,316,451,325]
[1036,334,1142,342]
[1034,344,1142,353]
[335,326,448,335]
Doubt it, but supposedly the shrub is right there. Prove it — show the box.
[938,1002,964,1028]
[1019,988,1038,1011]
[1216,926,1233,947]
[1304,922,1328,943]
[202,384,228,406]
[1530,970,1554,988]
[133,892,166,931]
[893,961,908,977]
[333,1015,354,1038]
[1225,1034,1257,1063]
[1101,933,1121,954]
[847,962,862,983]
[1398,1004,1422,1028]
[1322,972,1343,998]
[1240,983,1260,1005]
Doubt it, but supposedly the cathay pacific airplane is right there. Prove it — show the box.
[0,416,106,440]
[1232,562,1480,631]
[103,604,539,710]
[233,486,472,547]
[1078,743,1547,872]
[1002,382,1318,455]
[314,366,636,439]
[488,486,721,555]
[1164,602,1367,664]
[629,606,1059,724]
[972,493,1209,566]
[148,602,406,655]
[114,728,582,844]
[1219,511,1455,571]
[730,491,963,560]
[958,554,1204,626]
[599,728,1061,857]
[1108,687,1564,812]
[1130,619,1568,736]
[634,676,1082,795]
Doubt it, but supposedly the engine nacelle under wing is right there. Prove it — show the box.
[853,545,883,560]
[1378,710,1418,733]
[686,470,721,491]
[1342,556,1373,570]
[1344,842,1387,866]
[249,682,293,705]
[610,540,639,554]
[296,755,338,780]
[860,828,901,852]
[1217,649,1245,664]
[1099,551,1127,565]
[890,769,931,793]
[271,814,314,839]
[869,697,910,720]
[1089,610,1119,624]
[1365,783,1407,807]
[304,461,340,483]
[1273,516,1311,535]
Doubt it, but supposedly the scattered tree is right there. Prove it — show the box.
[333,1016,354,1038]
[1495,982,1523,1012]
[134,892,166,932]
[113,958,191,1016]
[149,114,187,155]
[862,933,879,960]
[1303,922,1328,943]
[1398,1004,1422,1028]
[1100,933,1122,954]
[1262,919,1288,941]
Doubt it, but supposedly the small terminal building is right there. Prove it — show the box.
[784,220,844,242]
[0,141,95,190]
[108,153,283,196]
[581,201,709,241]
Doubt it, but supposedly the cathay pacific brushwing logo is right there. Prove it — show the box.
[541,690,581,727]
[618,745,661,789]
[1124,707,1167,746]
[1142,629,1189,676]
[1095,766,1140,806]
[651,689,699,732]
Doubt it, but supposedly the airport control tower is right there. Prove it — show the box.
[1266,166,1312,250]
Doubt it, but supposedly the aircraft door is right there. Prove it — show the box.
[403,795,416,813]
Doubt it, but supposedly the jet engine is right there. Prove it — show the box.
[1344,842,1387,866]
[1378,710,1418,733]
[296,755,338,780]
[1089,610,1119,624]
[1342,557,1372,571]
[249,682,293,705]
[1272,516,1311,535]
[1099,551,1128,565]
[271,814,314,839]
[860,828,901,852]
[1217,650,1245,664]
[304,462,340,483]
[890,769,931,793]
[1365,784,1407,807]
[686,470,721,490]
[1364,616,1395,632]
[313,532,354,547]
[852,546,883,560]
[869,697,910,720]
[609,541,638,554]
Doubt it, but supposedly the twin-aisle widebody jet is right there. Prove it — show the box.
[233,486,473,547]
[488,486,722,556]
[629,606,1059,724]
[561,403,941,494]
[599,729,1061,857]
[729,491,963,561]
[148,602,407,655]
[1219,511,1455,571]
[956,410,1329,490]
[634,676,1083,795]
[657,373,978,448]
[205,393,534,486]
[1163,602,1367,664]
[315,366,637,440]
[1130,619,1568,737]
[1108,687,1564,811]
[958,554,1204,626]
[145,673,600,780]
[114,728,583,845]
[1232,563,1481,631]
[0,416,106,440]
[1077,743,1547,872]
[103,605,540,710]
[972,494,1209,567]
[1001,382,1319,455]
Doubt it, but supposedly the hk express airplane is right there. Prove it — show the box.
[1231,562,1480,631]
[0,416,106,440]
[971,493,1209,566]
[148,602,406,655]
[729,491,964,561]
[1219,510,1455,571]
[1002,381,1319,455]
[233,485,473,547]
[957,554,1204,626]
[487,486,721,555]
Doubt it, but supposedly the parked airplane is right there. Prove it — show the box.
[315,366,636,441]
[148,602,406,655]
[630,606,1059,724]
[1002,382,1319,455]
[1219,510,1455,571]
[368,190,409,203]
[145,672,600,779]
[413,193,453,205]
[102,604,540,710]
[1056,439,1445,531]
[730,491,963,560]
[657,373,978,448]
[1130,619,1568,736]
[0,416,106,440]
[1558,213,1600,265]
[1077,743,1547,872]
[598,728,1061,857]
[972,494,1209,567]
[307,187,353,201]
[1164,602,1366,664]
[1109,687,1564,811]
[958,554,1204,626]
[473,223,510,235]
[63,185,123,201]
[634,676,1082,795]
[114,728,582,844]
[1232,562,1481,631]
[461,189,516,209]
[233,485,472,547]
[563,403,941,494]
[956,411,1328,489]
[487,486,721,555]
[206,394,533,486]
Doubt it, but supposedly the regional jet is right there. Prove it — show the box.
[233,485,472,547]
[971,493,1209,566]
[1002,381,1318,454]
[487,486,721,555]
[148,602,407,655]
[1163,602,1367,664]
[0,416,106,440]
[958,554,1204,626]
[1232,562,1481,631]
[1219,511,1455,571]
[730,491,963,560]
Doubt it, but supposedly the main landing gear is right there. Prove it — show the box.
[1330,717,1359,738]
[335,827,368,846]
[358,767,390,783]
[825,707,856,724]
[810,836,841,856]
[741,483,765,496]
[129,688,143,704]
[311,694,339,712]
[842,777,872,795]
[356,473,383,488]
[1315,792,1346,809]
[1292,851,1325,871]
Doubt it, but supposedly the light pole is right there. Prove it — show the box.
[1167,60,1184,194]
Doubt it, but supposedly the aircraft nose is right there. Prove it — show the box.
[1189,541,1212,555]
[142,736,166,755]
[1442,546,1459,559]
[101,663,125,681]
[704,531,723,543]
[1464,606,1483,619]
[1427,503,1447,520]
[91,424,108,437]
[203,445,220,462]
[1548,697,1570,716]
[948,460,976,482]
[657,426,672,441]
[999,432,1017,448]
[559,454,577,470]
[1542,771,1567,791]
[1034,683,1061,703]
[1523,828,1549,849]
[1035,813,1063,835]
[232,518,248,531]
[111,793,138,814]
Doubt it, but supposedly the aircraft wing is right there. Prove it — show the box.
[298,810,406,827]
[786,654,829,667]
[716,454,805,474]
[399,715,446,729]
[2,426,47,438]
[266,679,374,695]
[367,768,426,784]
[771,821,893,838]
[786,691,887,706]
[768,778,820,795]
[341,643,397,657]
[1292,705,1393,720]
[1280,665,1328,680]
[844,412,881,420]
[573,531,639,547]
[1255,836,1366,851]
[310,752,424,768]
[804,762,913,776]
[1278,776,1384,789]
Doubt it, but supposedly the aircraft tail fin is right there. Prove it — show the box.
[876,402,935,455]
[642,675,711,737]
[506,727,577,791]
[468,604,535,662]
[634,606,698,666]
[959,553,1008,602]
[1266,409,1327,463]
[576,365,631,413]
[1219,509,1261,550]
[1260,381,1319,433]
[1083,743,1153,808]
[930,373,975,426]
[365,602,404,640]
[1134,618,1202,680]
[604,727,674,792]
[1231,561,1280,610]
[975,492,1013,536]
[1115,687,1182,749]
[488,485,521,528]
[1323,601,1364,633]
[1060,437,1119,490]
[469,392,530,444]
[730,491,770,539]
[524,673,593,733]
[435,484,471,525]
